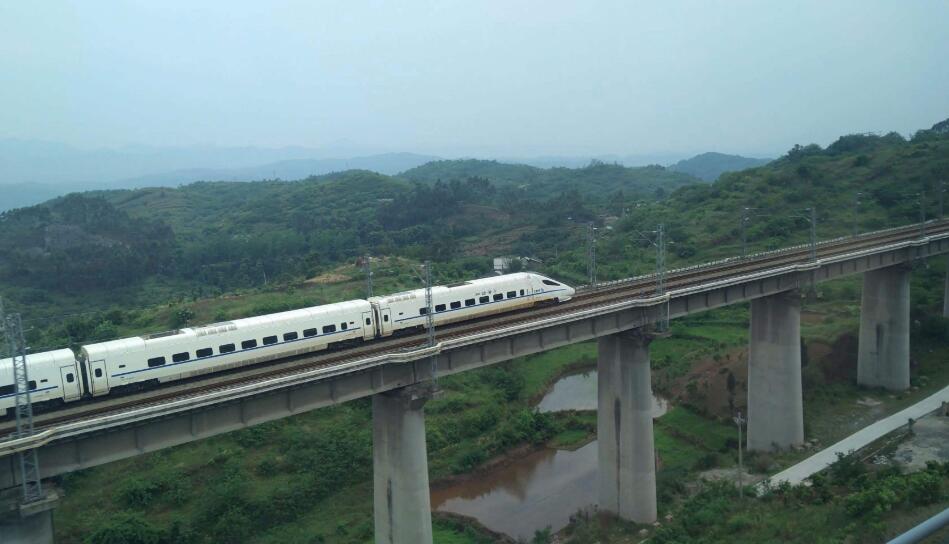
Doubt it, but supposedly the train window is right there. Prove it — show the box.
[303,328,317,338]
[520,289,525,296]
[507,291,516,298]
[219,343,236,353]
[450,301,461,309]
[242,339,258,349]
[94,368,103,378]
[465,298,475,306]
[542,279,561,286]
[196,348,213,358]
[0,385,14,395]
[435,304,446,312]
[340,322,348,330]
[147,356,166,367]
[28,380,37,390]
[365,318,371,325]
[66,373,75,383]
[479,296,489,304]
[419,307,428,315]
[322,324,337,334]
[263,335,278,345]
[172,352,190,363]
[383,315,389,322]
[285,332,299,341]
[493,293,503,301]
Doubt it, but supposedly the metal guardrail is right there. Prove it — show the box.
[574,220,944,293]
[1,227,946,458]
[887,507,949,544]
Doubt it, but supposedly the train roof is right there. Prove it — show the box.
[0,349,76,376]
[82,299,371,354]
[368,272,538,304]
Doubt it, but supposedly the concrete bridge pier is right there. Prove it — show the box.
[372,384,433,544]
[858,265,911,391]
[747,290,804,451]
[0,490,58,544]
[597,330,657,524]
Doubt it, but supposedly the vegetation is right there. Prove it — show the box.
[562,460,949,544]
[1,118,948,542]
[667,151,771,182]
[400,158,700,198]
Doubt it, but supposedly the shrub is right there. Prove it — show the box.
[693,453,719,470]
[454,448,487,472]
[84,513,169,544]
[168,307,194,328]
[117,477,162,508]
[829,450,866,485]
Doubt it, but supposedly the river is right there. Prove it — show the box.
[430,369,668,540]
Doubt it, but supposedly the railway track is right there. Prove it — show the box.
[3,220,947,436]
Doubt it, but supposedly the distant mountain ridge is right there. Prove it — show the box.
[117,152,441,187]
[398,159,701,197]
[668,152,771,181]
[0,145,439,211]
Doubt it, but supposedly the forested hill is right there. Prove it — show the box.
[668,152,772,181]
[399,159,700,199]
[1,118,947,325]
[613,122,949,264]
[0,159,702,304]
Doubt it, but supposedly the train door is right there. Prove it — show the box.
[361,311,375,341]
[59,365,81,401]
[379,308,393,336]
[88,359,110,396]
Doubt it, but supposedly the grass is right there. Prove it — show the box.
[658,407,735,453]
[49,239,949,543]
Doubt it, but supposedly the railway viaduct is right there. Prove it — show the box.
[3,221,949,543]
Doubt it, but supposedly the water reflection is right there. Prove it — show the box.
[431,442,598,541]
[537,369,668,417]
[431,369,669,540]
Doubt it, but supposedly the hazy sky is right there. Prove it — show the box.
[2,1,947,157]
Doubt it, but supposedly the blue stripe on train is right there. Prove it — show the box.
[109,326,360,378]
[393,288,567,324]
[0,385,59,400]
[107,287,568,379]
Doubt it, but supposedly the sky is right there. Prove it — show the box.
[1,1,948,158]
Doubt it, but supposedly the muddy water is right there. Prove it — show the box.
[431,369,668,540]
[537,369,669,417]
[431,443,598,540]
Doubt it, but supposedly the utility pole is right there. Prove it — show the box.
[733,411,745,499]
[587,222,597,288]
[656,223,669,332]
[364,254,374,299]
[852,192,862,237]
[740,207,750,259]
[423,261,437,386]
[807,207,817,262]
[0,300,44,503]
[919,191,926,238]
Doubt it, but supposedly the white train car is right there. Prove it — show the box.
[1,349,83,415]
[371,272,574,336]
[80,300,374,396]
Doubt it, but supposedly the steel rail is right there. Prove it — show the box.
[1,221,947,450]
[6,220,943,433]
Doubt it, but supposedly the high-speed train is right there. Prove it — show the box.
[1,272,574,415]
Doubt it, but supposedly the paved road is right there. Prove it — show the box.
[762,385,949,489]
